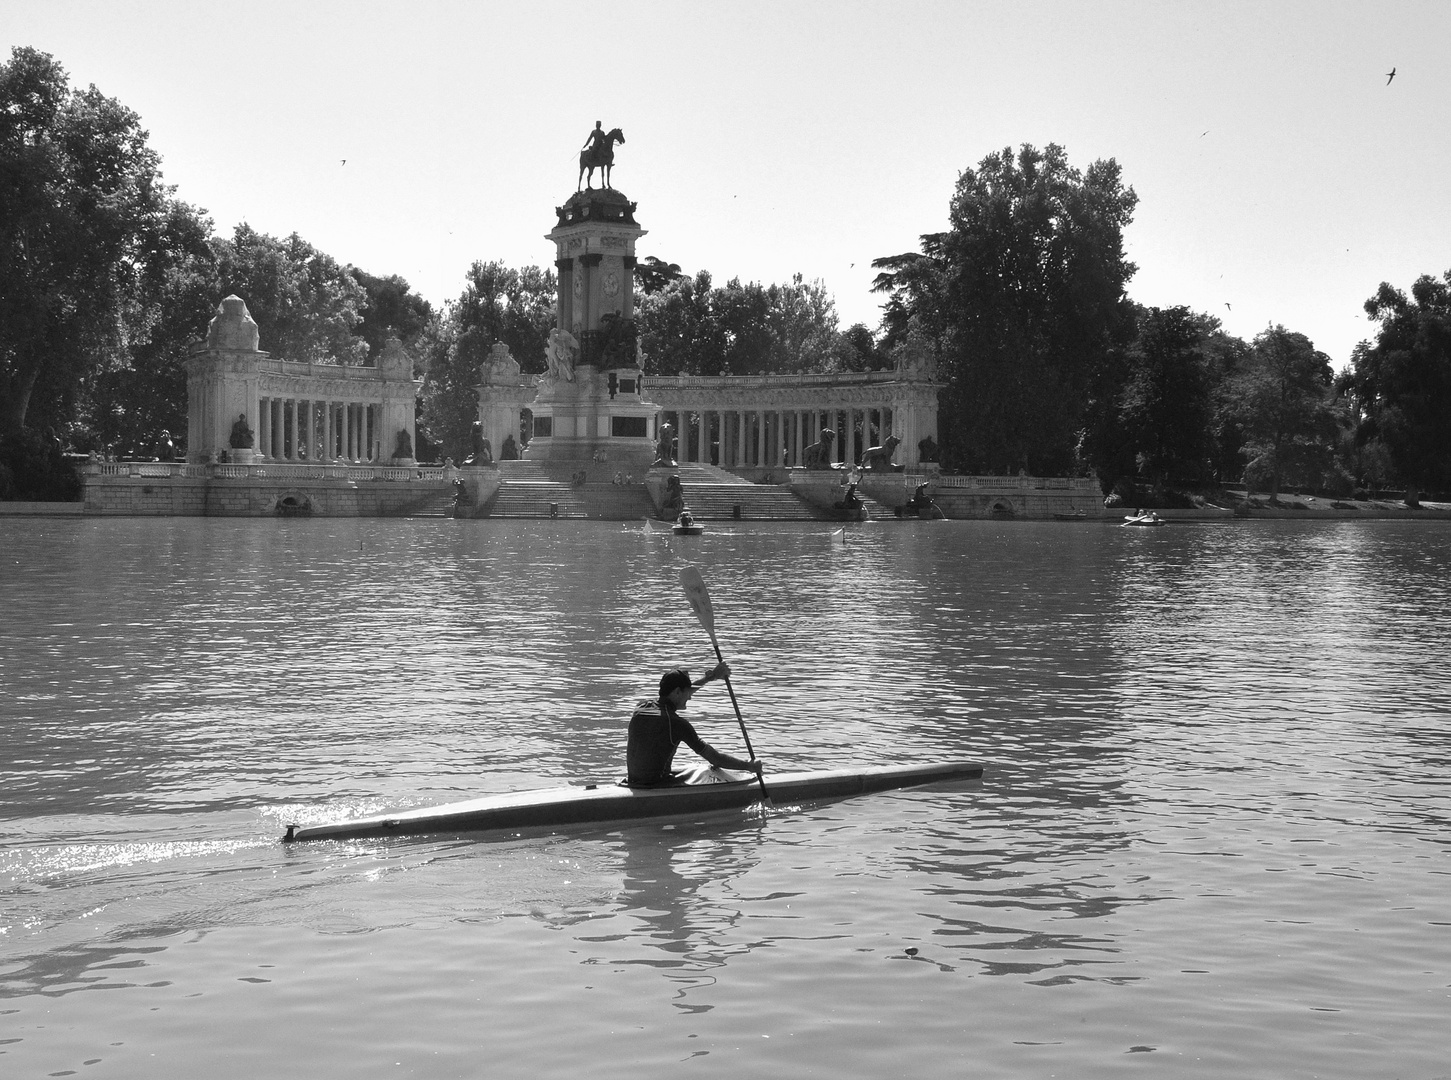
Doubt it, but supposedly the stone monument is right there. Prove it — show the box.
[521,128,659,466]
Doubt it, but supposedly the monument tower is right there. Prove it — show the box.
[524,124,658,465]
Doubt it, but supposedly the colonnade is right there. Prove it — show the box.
[657,405,895,468]
[256,396,382,463]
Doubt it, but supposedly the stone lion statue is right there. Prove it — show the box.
[653,422,677,466]
[802,429,836,470]
[860,435,901,471]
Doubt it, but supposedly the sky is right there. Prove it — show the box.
[6,0,1449,368]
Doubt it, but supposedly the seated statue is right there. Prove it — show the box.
[802,429,836,470]
[393,428,414,461]
[501,434,519,460]
[653,422,676,466]
[661,474,685,517]
[860,435,901,471]
[917,434,939,463]
[229,413,254,450]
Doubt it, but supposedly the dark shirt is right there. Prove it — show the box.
[626,698,747,786]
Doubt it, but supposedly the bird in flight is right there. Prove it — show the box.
[1225,303,1232,311]
[1386,68,1396,84]
[341,159,347,166]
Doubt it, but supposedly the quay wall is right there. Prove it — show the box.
[79,462,452,517]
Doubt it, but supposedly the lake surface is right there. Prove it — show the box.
[2,516,1449,1079]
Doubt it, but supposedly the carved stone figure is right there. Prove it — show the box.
[482,342,521,384]
[464,421,486,465]
[802,429,837,470]
[860,435,901,470]
[229,413,255,449]
[154,430,177,462]
[579,123,626,190]
[206,295,261,352]
[544,328,579,384]
[661,474,685,518]
[393,429,414,461]
[501,434,519,460]
[917,434,939,463]
[653,422,677,466]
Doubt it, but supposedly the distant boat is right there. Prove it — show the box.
[672,512,705,536]
[1122,511,1167,527]
[1053,509,1087,520]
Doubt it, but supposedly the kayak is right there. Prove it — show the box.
[282,760,983,842]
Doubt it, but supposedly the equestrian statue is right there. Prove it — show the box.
[579,122,626,190]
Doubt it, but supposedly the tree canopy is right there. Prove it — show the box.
[873,143,1139,474]
[636,270,856,376]
[1,46,193,437]
[1348,270,1451,499]
[418,260,556,462]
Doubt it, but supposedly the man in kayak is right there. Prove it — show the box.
[626,664,764,786]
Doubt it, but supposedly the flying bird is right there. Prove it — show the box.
[341,159,347,165]
[1225,303,1232,311]
[1386,67,1396,84]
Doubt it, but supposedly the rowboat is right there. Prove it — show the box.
[281,760,983,842]
[1122,511,1166,527]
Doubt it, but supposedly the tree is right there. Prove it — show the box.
[0,47,180,437]
[1231,326,1339,501]
[350,268,433,361]
[634,256,685,296]
[636,270,847,376]
[211,224,369,365]
[1349,270,1451,501]
[873,143,1139,474]
[1107,306,1213,490]
[418,260,556,461]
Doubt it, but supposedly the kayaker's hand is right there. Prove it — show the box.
[707,662,731,683]
[748,759,764,775]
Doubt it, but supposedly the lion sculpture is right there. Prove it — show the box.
[801,429,836,470]
[860,435,901,471]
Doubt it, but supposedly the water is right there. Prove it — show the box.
[2,517,1449,1079]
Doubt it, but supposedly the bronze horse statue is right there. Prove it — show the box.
[579,127,625,190]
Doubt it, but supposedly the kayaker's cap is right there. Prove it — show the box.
[659,668,693,698]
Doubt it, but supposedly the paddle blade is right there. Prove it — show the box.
[679,565,716,638]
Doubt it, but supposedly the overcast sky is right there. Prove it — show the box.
[7,0,1448,367]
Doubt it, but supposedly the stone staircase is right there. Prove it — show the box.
[484,460,656,519]
[480,459,868,520]
[661,463,828,521]
[408,489,459,518]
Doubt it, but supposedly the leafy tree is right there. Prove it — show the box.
[350,268,433,360]
[637,271,846,375]
[0,47,182,437]
[82,198,219,455]
[634,256,685,296]
[1112,306,1213,489]
[873,143,1139,474]
[418,260,555,461]
[1230,326,1340,500]
[212,224,369,365]
[1349,270,1451,501]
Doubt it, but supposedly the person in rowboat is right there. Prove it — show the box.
[626,665,764,787]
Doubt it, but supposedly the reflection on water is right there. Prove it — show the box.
[3,517,1451,1078]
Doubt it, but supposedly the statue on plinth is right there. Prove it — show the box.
[653,422,677,466]
[661,474,685,518]
[501,434,519,460]
[917,434,939,463]
[802,429,836,470]
[543,328,579,385]
[393,429,414,462]
[229,413,255,449]
[579,122,626,190]
[860,435,901,470]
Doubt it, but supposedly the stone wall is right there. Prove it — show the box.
[82,464,451,517]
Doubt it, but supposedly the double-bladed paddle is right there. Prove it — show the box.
[679,565,770,801]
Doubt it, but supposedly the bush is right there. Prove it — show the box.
[0,432,84,501]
